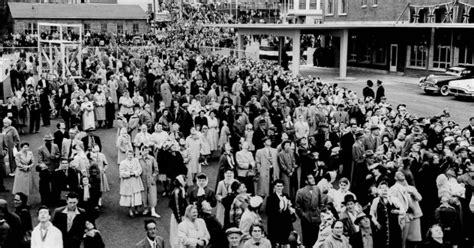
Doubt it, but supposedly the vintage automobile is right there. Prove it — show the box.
[448,78,474,99]
[419,66,474,96]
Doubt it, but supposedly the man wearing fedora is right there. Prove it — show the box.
[37,133,61,206]
[351,212,374,248]
[340,194,362,242]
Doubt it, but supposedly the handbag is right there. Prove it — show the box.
[22,230,31,244]
[246,167,256,177]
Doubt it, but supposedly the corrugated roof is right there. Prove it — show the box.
[8,2,147,20]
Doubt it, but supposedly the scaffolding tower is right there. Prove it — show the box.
[37,23,83,79]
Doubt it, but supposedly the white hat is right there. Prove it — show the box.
[249,196,263,208]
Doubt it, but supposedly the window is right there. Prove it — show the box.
[288,0,294,10]
[459,45,474,66]
[338,0,347,15]
[26,23,37,34]
[117,24,123,34]
[408,45,428,68]
[101,23,107,33]
[326,0,334,15]
[299,0,306,9]
[84,23,91,34]
[310,0,318,9]
[133,24,139,34]
[433,45,451,69]
[372,0,377,7]
[361,0,367,7]
[50,26,58,34]
[373,42,386,65]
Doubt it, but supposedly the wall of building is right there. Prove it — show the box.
[9,0,117,3]
[13,19,149,34]
[324,0,474,22]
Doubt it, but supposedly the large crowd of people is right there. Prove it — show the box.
[0,3,473,248]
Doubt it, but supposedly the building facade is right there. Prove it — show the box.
[10,0,117,3]
[320,0,474,75]
[286,0,323,24]
[9,2,148,35]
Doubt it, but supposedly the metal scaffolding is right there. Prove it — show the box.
[37,22,83,79]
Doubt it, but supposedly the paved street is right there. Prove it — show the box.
[0,69,472,247]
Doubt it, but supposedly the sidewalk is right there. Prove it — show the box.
[299,65,421,86]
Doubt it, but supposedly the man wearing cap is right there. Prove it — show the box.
[341,121,357,178]
[226,227,243,248]
[253,119,268,151]
[401,125,423,157]
[81,128,102,152]
[352,150,374,206]
[37,134,61,206]
[139,104,154,132]
[351,130,365,182]
[363,125,381,152]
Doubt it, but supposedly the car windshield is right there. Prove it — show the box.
[445,68,464,76]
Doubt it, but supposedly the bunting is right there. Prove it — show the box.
[409,0,474,23]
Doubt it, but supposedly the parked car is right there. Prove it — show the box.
[419,66,474,96]
[448,78,474,99]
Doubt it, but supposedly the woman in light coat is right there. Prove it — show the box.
[117,127,133,164]
[178,205,210,248]
[81,96,96,131]
[13,142,37,197]
[119,150,144,217]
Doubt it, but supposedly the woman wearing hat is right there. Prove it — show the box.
[239,196,263,242]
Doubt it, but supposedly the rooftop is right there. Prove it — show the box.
[207,21,474,29]
[8,2,147,20]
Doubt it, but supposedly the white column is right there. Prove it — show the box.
[339,29,348,78]
[292,30,301,75]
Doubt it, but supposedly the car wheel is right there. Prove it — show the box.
[440,85,449,96]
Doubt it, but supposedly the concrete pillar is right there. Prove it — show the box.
[428,28,435,69]
[339,29,348,78]
[237,33,245,58]
[278,36,285,65]
[292,30,301,75]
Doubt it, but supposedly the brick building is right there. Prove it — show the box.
[9,2,148,35]
[322,0,474,74]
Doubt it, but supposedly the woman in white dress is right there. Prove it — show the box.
[108,75,119,105]
[185,128,202,184]
[93,87,107,128]
[206,110,219,152]
[117,127,133,164]
[119,150,144,217]
[81,96,96,131]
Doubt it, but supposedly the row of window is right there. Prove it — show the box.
[325,0,377,15]
[24,23,140,34]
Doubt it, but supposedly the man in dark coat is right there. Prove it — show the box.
[362,80,375,100]
[295,174,324,248]
[266,179,294,247]
[39,87,51,127]
[0,199,22,247]
[81,128,102,152]
[201,201,226,248]
[375,80,385,103]
[52,192,87,248]
[340,122,357,179]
